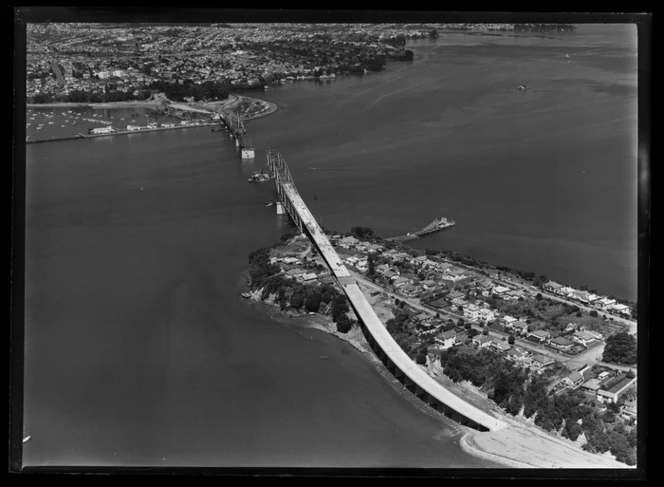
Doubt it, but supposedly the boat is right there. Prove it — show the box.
[241,292,252,299]
[319,356,329,360]
[23,435,31,444]
[264,202,274,207]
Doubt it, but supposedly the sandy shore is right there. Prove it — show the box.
[460,419,630,469]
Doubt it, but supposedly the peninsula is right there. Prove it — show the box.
[243,228,636,468]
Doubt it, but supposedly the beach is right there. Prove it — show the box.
[460,419,629,469]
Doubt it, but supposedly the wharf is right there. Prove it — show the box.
[26,122,219,144]
[387,218,456,242]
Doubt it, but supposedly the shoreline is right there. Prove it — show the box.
[241,280,631,469]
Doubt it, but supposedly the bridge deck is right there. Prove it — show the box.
[278,176,506,432]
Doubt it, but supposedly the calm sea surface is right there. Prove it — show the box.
[23,24,637,467]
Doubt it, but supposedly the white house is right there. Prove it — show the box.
[435,329,457,349]
[338,236,359,248]
[501,315,518,329]
[595,297,617,309]
[493,285,511,295]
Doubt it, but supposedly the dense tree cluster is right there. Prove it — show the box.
[349,226,375,240]
[602,332,637,365]
[248,246,354,333]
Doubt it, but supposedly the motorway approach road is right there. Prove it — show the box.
[348,270,632,372]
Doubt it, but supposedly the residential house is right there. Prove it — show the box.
[580,379,602,396]
[435,329,457,349]
[530,354,554,370]
[560,286,576,297]
[402,283,422,297]
[317,275,336,285]
[448,290,464,300]
[338,236,359,248]
[597,371,612,381]
[595,297,617,309]
[608,303,631,318]
[393,276,411,288]
[570,289,592,304]
[454,332,469,346]
[489,339,511,353]
[527,329,551,344]
[505,347,532,366]
[543,281,563,293]
[504,289,527,301]
[621,400,637,419]
[597,375,636,404]
[421,279,437,290]
[285,269,304,280]
[414,312,431,323]
[501,315,518,329]
[562,371,585,389]
[384,270,399,280]
[513,321,530,336]
[441,268,468,282]
[376,264,391,275]
[492,285,511,295]
[549,336,575,352]
[472,335,493,349]
[572,330,601,346]
[300,272,318,283]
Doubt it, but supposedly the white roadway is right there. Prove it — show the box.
[280,182,507,432]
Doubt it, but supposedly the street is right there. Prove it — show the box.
[348,270,633,371]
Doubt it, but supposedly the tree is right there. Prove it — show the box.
[367,253,376,278]
[336,316,352,333]
[416,350,428,365]
[482,329,489,336]
[331,294,350,323]
[290,292,304,310]
[589,310,598,317]
[508,335,515,345]
[602,332,637,365]
[536,293,543,301]
[304,291,322,313]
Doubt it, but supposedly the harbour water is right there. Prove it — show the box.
[23,24,637,468]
